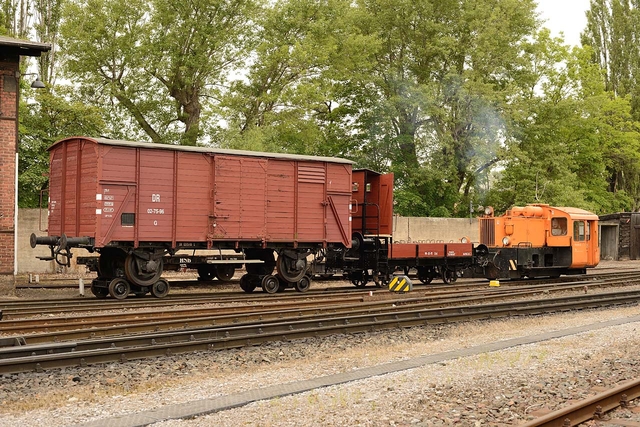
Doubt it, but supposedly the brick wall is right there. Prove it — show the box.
[0,54,19,294]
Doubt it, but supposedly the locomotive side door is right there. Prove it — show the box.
[586,219,600,266]
[571,219,588,267]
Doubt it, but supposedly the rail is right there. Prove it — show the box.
[521,378,640,426]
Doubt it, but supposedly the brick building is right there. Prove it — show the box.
[0,36,51,295]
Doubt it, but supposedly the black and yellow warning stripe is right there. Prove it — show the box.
[389,275,411,292]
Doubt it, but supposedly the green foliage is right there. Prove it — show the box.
[339,0,539,216]
[487,41,639,215]
[61,0,259,145]
[12,0,640,218]
[220,0,373,157]
[18,86,105,207]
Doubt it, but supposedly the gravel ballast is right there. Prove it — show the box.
[0,301,639,426]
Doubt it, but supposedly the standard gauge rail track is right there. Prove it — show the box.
[0,277,621,333]
[1,280,621,342]
[2,273,640,339]
[522,377,640,427]
[3,270,640,319]
[1,288,640,374]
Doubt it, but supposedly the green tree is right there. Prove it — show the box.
[19,87,105,207]
[341,0,539,217]
[61,0,259,145]
[487,42,637,214]
[581,0,640,207]
[33,0,64,83]
[582,0,639,102]
[219,0,374,157]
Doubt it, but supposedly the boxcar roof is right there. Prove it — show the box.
[51,136,354,165]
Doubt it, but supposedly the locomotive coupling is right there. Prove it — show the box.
[30,233,59,248]
[30,233,91,249]
[30,233,93,267]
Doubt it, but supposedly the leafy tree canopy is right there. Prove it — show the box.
[14,0,640,216]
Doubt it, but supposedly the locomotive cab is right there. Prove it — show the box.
[477,204,599,279]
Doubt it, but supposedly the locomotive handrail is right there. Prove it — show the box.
[359,201,382,237]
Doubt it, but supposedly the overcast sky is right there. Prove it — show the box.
[536,0,591,46]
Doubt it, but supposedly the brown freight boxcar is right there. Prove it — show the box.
[31,137,355,298]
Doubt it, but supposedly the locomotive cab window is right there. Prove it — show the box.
[573,221,585,241]
[551,217,567,236]
[121,213,135,227]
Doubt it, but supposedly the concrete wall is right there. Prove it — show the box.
[17,209,481,274]
[18,209,55,273]
[19,208,91,274]
[391,216,479,243]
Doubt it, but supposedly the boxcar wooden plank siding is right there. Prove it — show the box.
[175,153,210,242]
[237,159,268,240]
[267,162,295,240]
[44,137,354,251]
[79,145,98,237]
[137,150,175,241]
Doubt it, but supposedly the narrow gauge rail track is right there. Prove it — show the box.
[1,287,639,374]
[1,274,640,339]
[0,281,554,319]
[522,378,640,427]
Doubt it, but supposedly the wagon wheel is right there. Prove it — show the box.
[417,267,434,285]
[124,253,164,287]
[376,273,391,288]
[151,278,170,298]
[239,274,257,293]
[294,275,311,292]
[261,274,280,294]
[98,248,127,278]
[90,281,108,299]
[108,278,130,300]
[245,249,276,275]
[441,268,457,284]
[350,270,369,288]
[197,265,216,281]
[276,254,307,283]
[215,264,235,281]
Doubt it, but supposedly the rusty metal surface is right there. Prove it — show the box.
[521,378,640,427]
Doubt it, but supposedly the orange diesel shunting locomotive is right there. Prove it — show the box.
[476,204,599,280]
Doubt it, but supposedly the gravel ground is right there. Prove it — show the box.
[1,303,639,426]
